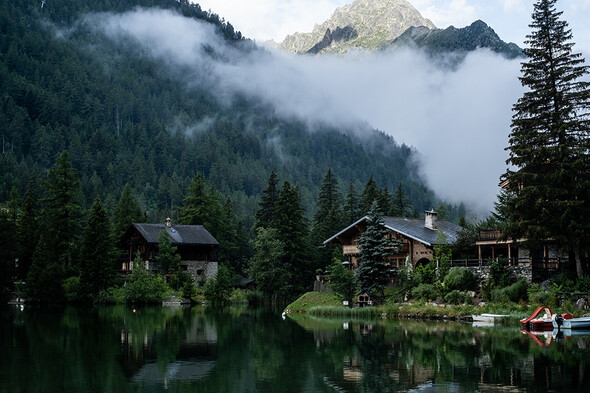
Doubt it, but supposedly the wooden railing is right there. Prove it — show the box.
[478,230,502,241]
[449,257,564,268]
[342,245,359,255]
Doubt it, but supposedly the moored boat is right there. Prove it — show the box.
[472,313,508,324]
[553,315,590,330]
[520,306,553,330]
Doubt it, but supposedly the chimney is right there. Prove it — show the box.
[165,217,171,228]
[425,210,437,230]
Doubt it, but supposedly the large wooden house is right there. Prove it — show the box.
[324,211,463,268]
[121,218,219,281]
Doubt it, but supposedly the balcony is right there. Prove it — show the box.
[342,245,359,255]
[478,230,502,242]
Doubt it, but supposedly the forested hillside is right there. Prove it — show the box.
[0,0,476,302]
[0,0,458,228]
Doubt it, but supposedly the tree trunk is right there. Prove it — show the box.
[575,249,583,278]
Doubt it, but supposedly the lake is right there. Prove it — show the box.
[2,304,589,392]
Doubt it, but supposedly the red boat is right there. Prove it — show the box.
[520,306,573,331]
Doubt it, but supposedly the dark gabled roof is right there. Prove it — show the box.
[323,216,463,247]
[131,223,218,246]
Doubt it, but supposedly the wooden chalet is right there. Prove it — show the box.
[324,211,463,269]
[121,218,219,281]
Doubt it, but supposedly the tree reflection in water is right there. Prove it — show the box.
[2,305,590,392]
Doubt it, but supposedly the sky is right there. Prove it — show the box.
[87,2,590,217]
[194,0,590,54]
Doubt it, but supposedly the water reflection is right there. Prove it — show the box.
[2,305,590,392]
[290,314,590,392]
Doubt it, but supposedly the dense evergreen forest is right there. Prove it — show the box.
[0,0,468,300]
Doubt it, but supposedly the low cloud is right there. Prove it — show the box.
[86,8,525,215]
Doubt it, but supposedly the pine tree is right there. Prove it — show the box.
[343,183,361,225]
[42,150,82,272]
[360,176,379,215]
[272,181,311,296]
[255,171,279,230]
[0,209,17,294]
[249,227,291,299]
[112,183,143,241]
[502,0,590,276]
[356,202,400,303]
[178,172,224,237]
[79,197,116,299]
[392,182,412,217]
[16,189,39,281]
[156,230,181,274]
[26,234,65,303]
[311,169,343,265]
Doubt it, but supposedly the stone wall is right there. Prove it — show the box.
[444,263,533,283]
[183,260,218,283]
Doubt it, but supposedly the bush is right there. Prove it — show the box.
[95,286,125,304]
[414,262,436,285]
[488,258,516,288]
[169,271,194,291]
[123,265,169,304]
[63,276,81,302]
[204,265,232,303]
[411,283,437,301]
[245,289,264,304]
[491,277,529,303]
[527,283,549,304]
[443,268,478,292]
[576,275,590,292]
[444,290,471,305]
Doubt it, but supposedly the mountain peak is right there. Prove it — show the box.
[279,0,436,54]
[384,19,523,59]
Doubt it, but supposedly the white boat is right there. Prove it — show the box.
[553,316,590,330]
[472,313,508,324]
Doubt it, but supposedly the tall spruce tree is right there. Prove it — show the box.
[356,202,400,303]
[360,176,379,215]
[311,169,343,272]
[156,230,181,274]
[112,183,143,242]
[79,197,116,299]
[272,181,311,297]
[42,150,82,272]
[392,182,412,217]
[343,183,361,225]
[16,190,39,281]
[502,0,590,276]
[178,172,224,237]
[255,171,279,230]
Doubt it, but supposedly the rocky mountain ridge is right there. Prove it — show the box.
[385,19,523,59]
[280,0,436,54]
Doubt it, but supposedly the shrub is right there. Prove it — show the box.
[415,262,436,285]
[488,258,516,288]
[245,289,264,304]
[169,271,194,291]
[182,281,196,301]
[443,268,478,292]
[444,290,471,305]
[491,277,528,303]
[204,265,232,303]
[123,264,169,304]
[411,283,437,301]
[576,275,590,292]
[527,283,549,304]
[95,286,125,304]
[63,276,81,302]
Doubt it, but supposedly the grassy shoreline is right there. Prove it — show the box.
[284,292,580,325]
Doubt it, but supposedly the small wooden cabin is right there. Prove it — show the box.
[121,218,219,281]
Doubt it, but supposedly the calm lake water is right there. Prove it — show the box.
[2,304,590,393]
